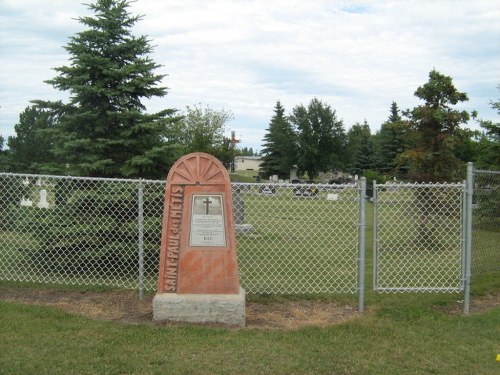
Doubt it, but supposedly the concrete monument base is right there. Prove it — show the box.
[152,287,246,327]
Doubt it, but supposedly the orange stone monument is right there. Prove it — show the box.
[152,152,245,326]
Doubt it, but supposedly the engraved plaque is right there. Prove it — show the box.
[189,195,226,247]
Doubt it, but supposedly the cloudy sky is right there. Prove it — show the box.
[1,0,499,151]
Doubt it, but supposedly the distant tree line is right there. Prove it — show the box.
[260,74,500,182]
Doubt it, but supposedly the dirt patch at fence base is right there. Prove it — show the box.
[1,287,498,329]
[433,292,500,315]
[0,287,360,329]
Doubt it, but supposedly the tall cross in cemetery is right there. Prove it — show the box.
[203,197,212,214]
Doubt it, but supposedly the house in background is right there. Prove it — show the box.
[234,156,262,171]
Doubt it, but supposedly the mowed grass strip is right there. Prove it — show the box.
[0,294,499,375]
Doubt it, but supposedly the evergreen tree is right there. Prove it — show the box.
[388,101,402,123]
[7,106,59,173]
[0,135,8,172]
[34,0,181,178]
[260,101,297,179]
[235,147,256,156]
[374,102,411,174]
[398,70,470,182]
[477,87,500,169]
[290,98,346,180]
[347,121,374,175]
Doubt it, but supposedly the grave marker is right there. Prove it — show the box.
[37,189,50,209]
[153,152,245,326]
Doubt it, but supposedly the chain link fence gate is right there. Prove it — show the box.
[0,173,367,309]
[372,181,466,294]
[472,169,500,277]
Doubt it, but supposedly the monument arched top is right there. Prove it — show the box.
[167,152,230,185]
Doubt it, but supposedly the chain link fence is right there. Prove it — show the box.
[373,182,465,292]
[0,173,363,296]
[3,168,495,304]
[233,182,362,294]
[0,174,164,290]
[472,169,500,276]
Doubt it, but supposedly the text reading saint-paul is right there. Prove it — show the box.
[164,185,183,292]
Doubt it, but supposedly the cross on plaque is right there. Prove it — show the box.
[203,197,212,214]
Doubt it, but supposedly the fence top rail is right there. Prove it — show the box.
[378,181,465,188]
[474,169,500,175]
[0,172,165,185]
[232,181,358,188]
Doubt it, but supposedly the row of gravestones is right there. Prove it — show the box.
[20,189,50,209]
[17,186,339,218]
[18,186,254,234]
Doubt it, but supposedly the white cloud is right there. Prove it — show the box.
[1,0,499,149]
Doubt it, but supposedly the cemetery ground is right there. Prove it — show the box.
[0,183,499,374]
[0,279,499,374]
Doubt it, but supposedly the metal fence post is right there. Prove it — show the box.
[358,177,366,313]
[463,162,474,314]
[138,180,145,299]
[372,180,378,292]
[460,180,467,291]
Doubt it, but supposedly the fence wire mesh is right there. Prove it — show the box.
[0,174,164,290]
[0,173,362,294]
[472,169,500,276]
[233,182,361,294]
[373,182,465,292]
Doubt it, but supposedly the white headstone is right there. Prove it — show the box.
[38,189,50,209]
[327,193,339,201]
[272,175,279,183]
[290,166,299,181]
[354,175,359,181]
[20,198,33,207]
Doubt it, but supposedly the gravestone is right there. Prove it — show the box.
[232,186,255,235]
[290,165,299,182]
[20,198,33,207]
[153,152,245,326]
[232,187,245,225]
[37,189,50,209]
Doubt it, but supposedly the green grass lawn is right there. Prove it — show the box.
[0,282,499,375]
[1,183,499,374]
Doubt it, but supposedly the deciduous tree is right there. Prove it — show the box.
[179,104,235,167]
[291,98,346,179]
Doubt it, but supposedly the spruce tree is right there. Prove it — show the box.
[35,0,181,178]
[7,106,59,174]
[374,102,410,173]
[399,70,470,182]
[260,101,297,179]
[347,121,374,175]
